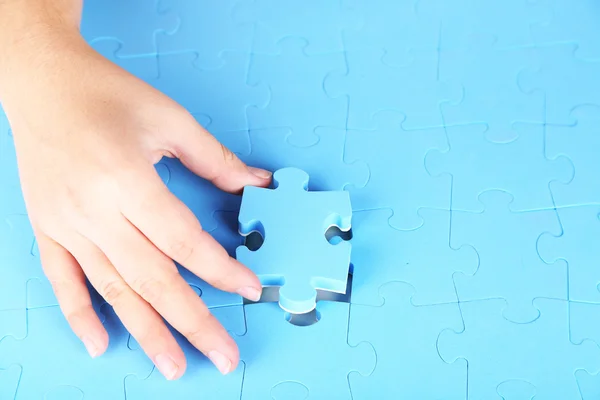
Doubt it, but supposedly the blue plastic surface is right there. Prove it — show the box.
[451,190,566,324]
[236,167,352,313]
[538,206,600,304]
[2,0,600,398]
[437,298,600,399]
[237,301,376,399]
[349,281,466,399]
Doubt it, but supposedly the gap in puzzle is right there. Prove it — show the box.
[1,0,600,399]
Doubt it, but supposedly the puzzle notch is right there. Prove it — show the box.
[236,167,352,314]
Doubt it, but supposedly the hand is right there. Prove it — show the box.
[1,30,271,380]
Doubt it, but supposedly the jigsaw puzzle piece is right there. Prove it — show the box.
[496,380,537,400]
[425,123,573,212]
[325,48,461,130]
[575,369,600,400]
[270,381,310,400]
[341,0,441,59]
[345,110,451,230]
[350,209,477,306]
[156,0,251,68]
[531,0,600,61]
[0,364,21,400]
[421,0,547,50]
[439,37,544,140]
[349,282,466,399]
[233,0,360,55]
[236,168,352,313]
[247,37,347,147]
[80,0,178,56]
[44,386,84,400]
[178,211,244,307]
[0,215,56,312]
[126,305,245,400]
[518,43,600,126]
[0,304,153,400]
[451,190,566,324]
[545,105,600,207]
[238,301,375,399]
[538,206,600,304]
[437,298,600,400]
[241,127,368,192]
[155,51,269,133]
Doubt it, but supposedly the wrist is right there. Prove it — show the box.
[0,0,84,100]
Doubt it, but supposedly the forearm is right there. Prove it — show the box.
[0,0,84,100]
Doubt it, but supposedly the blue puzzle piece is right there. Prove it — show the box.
[518,43,600,126]
[345,110,451,230]
[450,190,566,323]
[439,37,544,141]
[126,306,245,400]
[241,127,368,192]
[157,0,252,68]
[155,51,269,133]
[425,123,574,212]
[350,208,478,306]
[0,304,153,399]
[237,301,375,399]
[0,215,56,312]
[236,167,352,314]
[341,0,442,59]
[80,0,178,56]
[246,37,347,147]
[496,380,537,400]
[324,47,462,130]
[44,386,85,400]
[423,0,547,50]
[531,0,600,61]
[0,364,20,400]
[437,298,600,400]
[348,282,466,399]
[236,168,352,313]
[545,105,600,207]
[538,206,600,304]
[233,0,360,55]
[575,369,600,399]
[270,381,310,400]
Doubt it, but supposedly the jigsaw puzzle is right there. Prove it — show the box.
[2,0,600,398]
[236,167,352,314]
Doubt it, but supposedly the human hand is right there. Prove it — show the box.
[0,27,271,380]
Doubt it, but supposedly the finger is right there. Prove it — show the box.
[36,232,108,358]
[87,214,239,375]
[166,112,272,193]
[120,166,262,301]
[62,231,187,380]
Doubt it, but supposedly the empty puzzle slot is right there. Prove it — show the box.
[325,225,353,244]
[243,230,264,251]
[285,308,321,327]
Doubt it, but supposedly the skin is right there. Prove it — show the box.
[0,0,271,380]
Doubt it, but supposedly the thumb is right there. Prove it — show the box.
[168,114,272,193]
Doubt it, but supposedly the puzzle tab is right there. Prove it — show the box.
[236,167,352,314]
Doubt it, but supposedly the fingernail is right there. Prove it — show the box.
[82,336,100,358]
[209,350,232,375]
[248,166,272,180]
[238,286,261,302]
[155,353,179,380]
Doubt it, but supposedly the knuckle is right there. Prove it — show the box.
[168,237,195,265]
[132,270,179,305]
[99,278,129,307]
